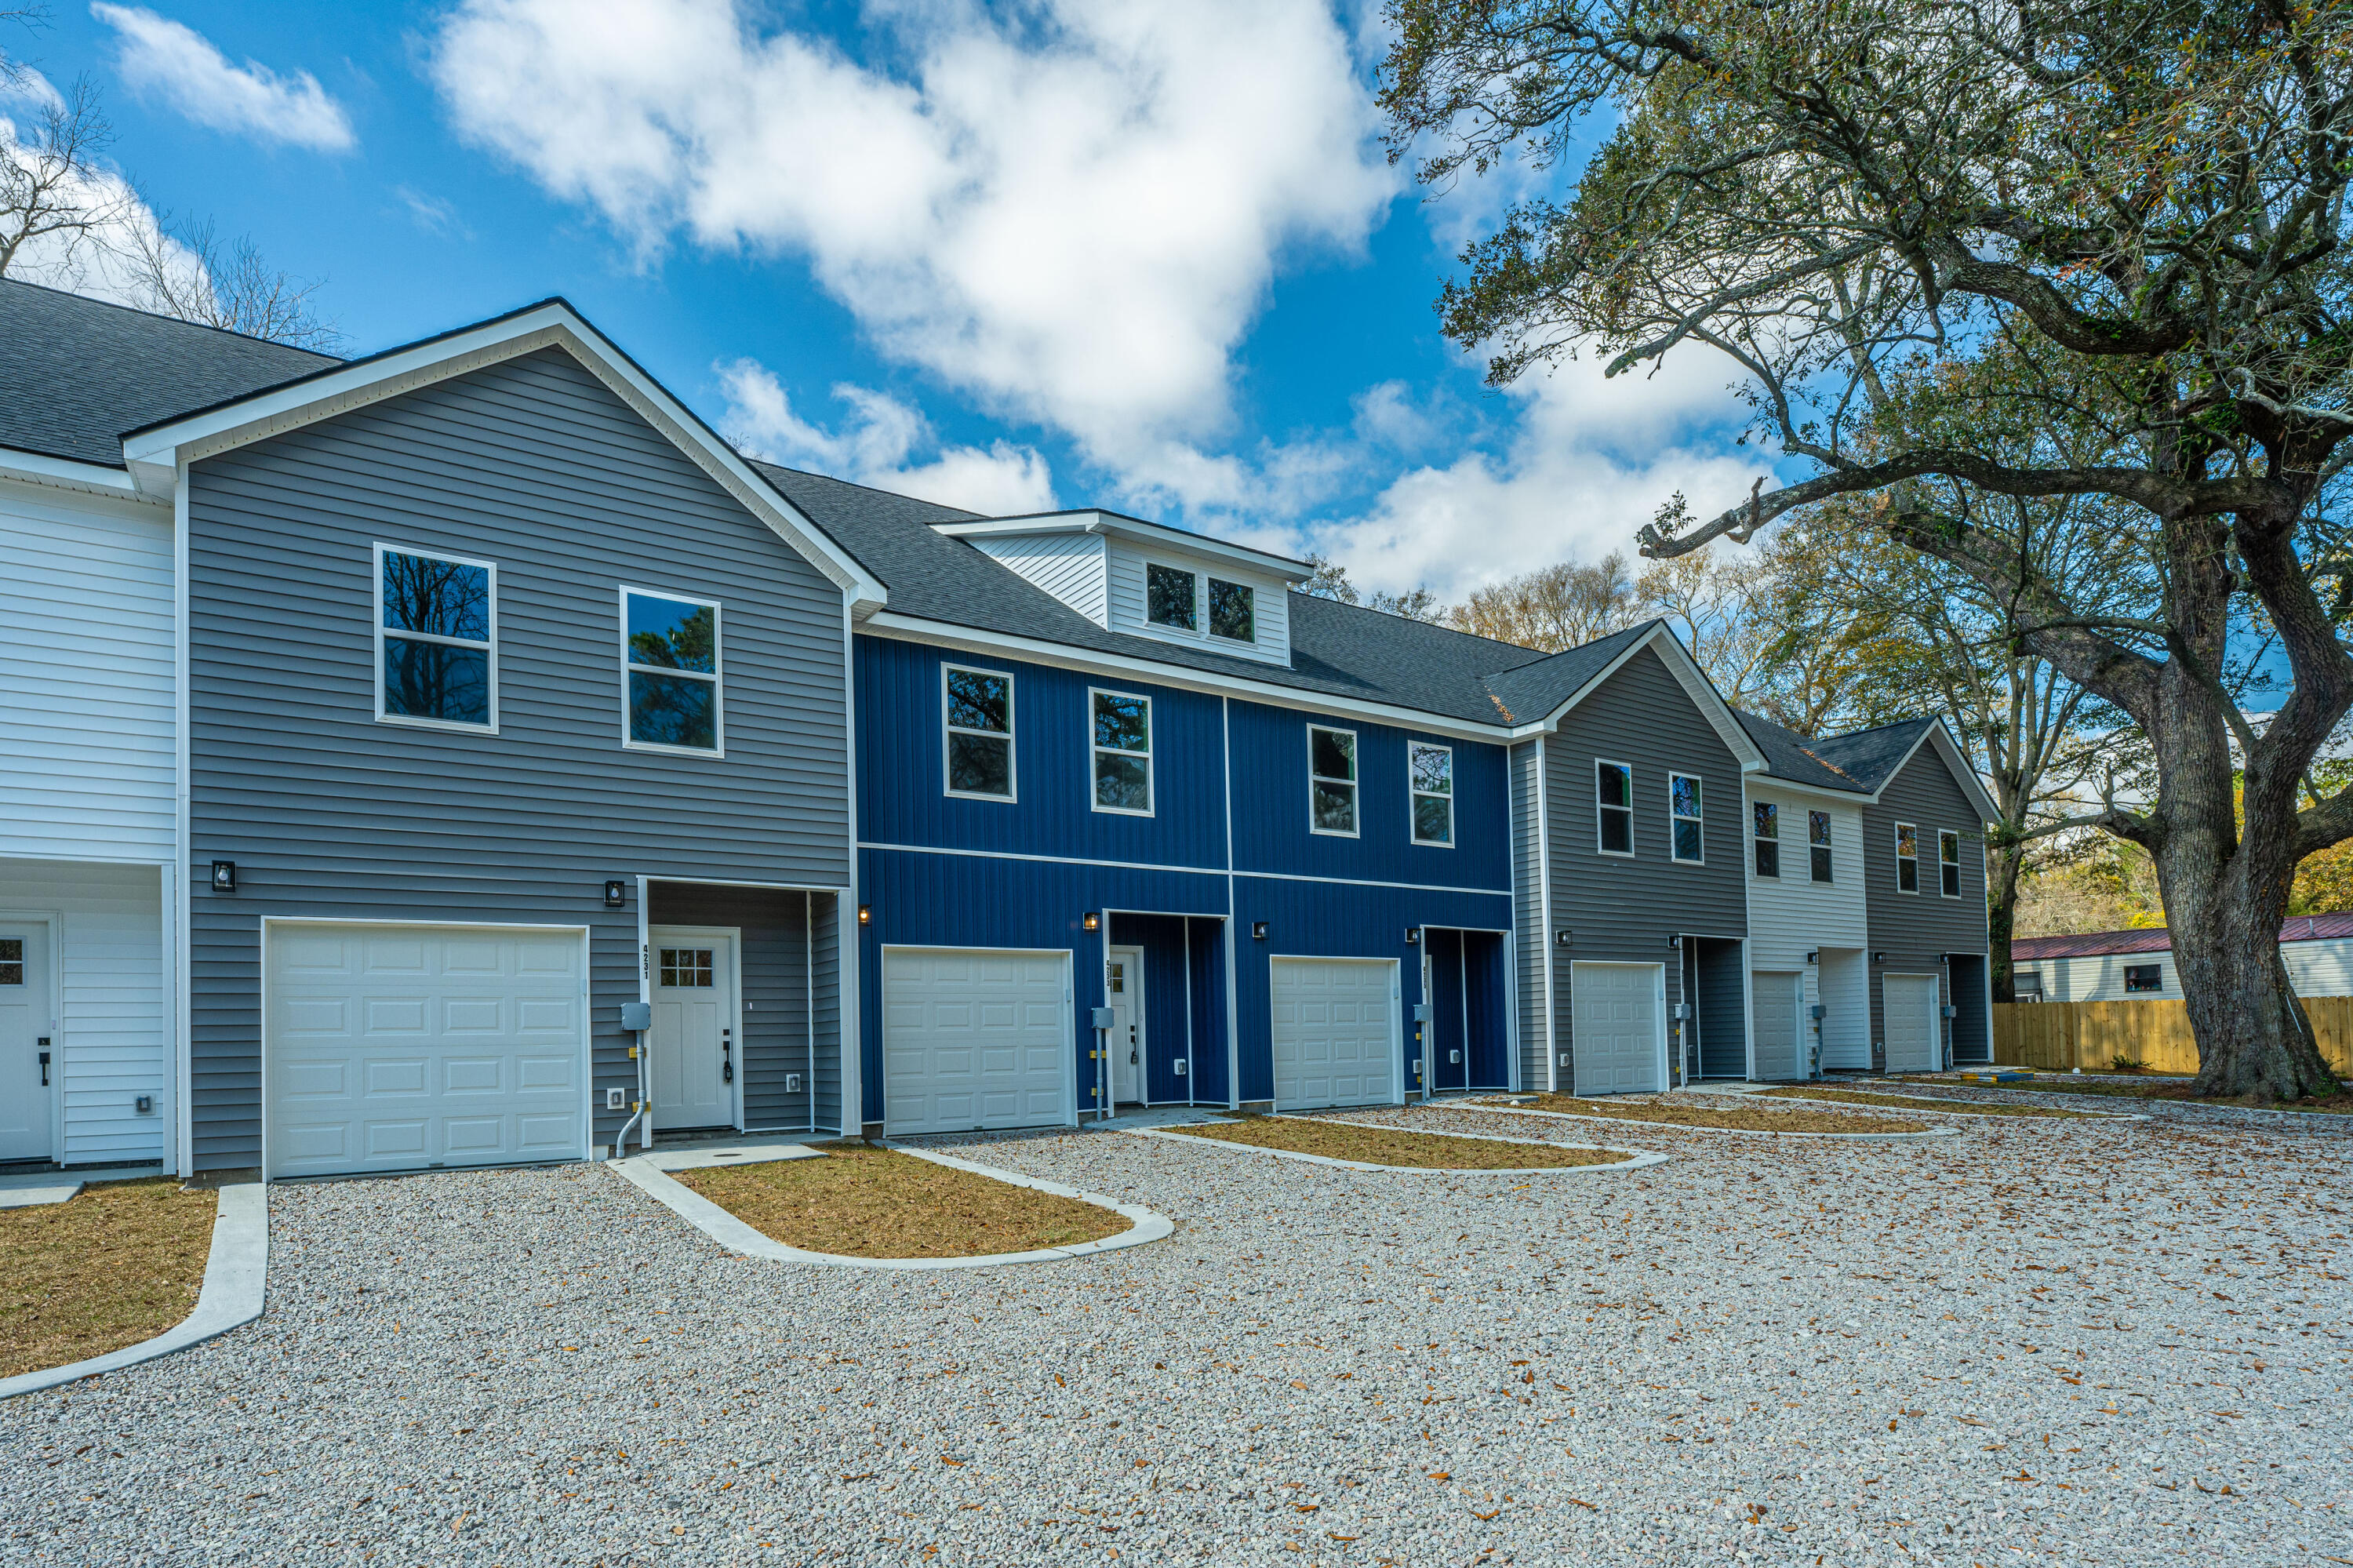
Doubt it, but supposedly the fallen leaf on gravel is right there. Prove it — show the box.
[1472,1508,1500,1520]
[1567,1499,1598,1511]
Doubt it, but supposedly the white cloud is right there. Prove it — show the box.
[0,91,210,306]
[93,3,354,151]
[429,0,1391,497]
[716,358,1056,517]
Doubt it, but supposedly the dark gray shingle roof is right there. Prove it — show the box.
[0,278,339,467]
[1808,717,1938,791]
[1733,708,1872,794]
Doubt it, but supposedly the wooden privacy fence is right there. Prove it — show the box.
[1993,999,2353,1075]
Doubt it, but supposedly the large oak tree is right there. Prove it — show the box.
[1384,0,2353,1098]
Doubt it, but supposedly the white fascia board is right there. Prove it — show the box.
[0,446,155,501]
[937,509,1314,582]
[120,304,888,610]
[1740,769,1873,806]
[1507,624,1768,768]
[861,610,1509,742]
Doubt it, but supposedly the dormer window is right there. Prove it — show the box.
[1209,578,1254,642]
[1147,564,1197,631]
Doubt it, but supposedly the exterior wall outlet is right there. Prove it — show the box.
[785,1072,802,1093]
[1558,1052,1573,1068]
[1448,1050,1460,1064]
[134,1093,154,1115]
[1173,1059,1187,1075]
[606,1087,626,1111]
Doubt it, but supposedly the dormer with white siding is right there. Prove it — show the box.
[933,510,1310,667]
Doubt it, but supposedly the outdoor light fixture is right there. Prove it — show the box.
[1666,933,1683,950]
[1083,911,1100,932]
[857,904,872,926]
[1404,926,1420,945]
[1252,921,1268,940]
[603,879,627,908]
[210,860,236,893]
[1554,929,1573,948]
[1805,950,1820,964]
[1871,951,1888,963]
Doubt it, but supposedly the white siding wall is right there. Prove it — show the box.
[2016,940,2353,1002]
[1745,786,1870,1069]
[0,858,169,1165]
[0,477,176,860]
[967,532,1108,623]
[1104,540,1291,665]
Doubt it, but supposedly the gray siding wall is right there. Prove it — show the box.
[186,347,852,1169]
[1543,646,1748,1086]
[1694,937,1747,1077]
[811,893,842,1132]
[1508,740,1547,1090]
[649,882,817,1130]
[1860,739,1989,1056]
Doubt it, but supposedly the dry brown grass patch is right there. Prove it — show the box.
[1756,1086,2097,1119]
[1,1177,216,1381]
[1477,1093,1926,1135]
[1168,1115,1629,1169]
[1906,1075,2353,1114]
[674,1145,1127,1259]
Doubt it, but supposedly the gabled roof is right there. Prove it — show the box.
[1733,708,1872,795]
[1738,708,2000,821]
[2012,910,2353,961]
[1809,717,1940,791]
[0,278,336,469]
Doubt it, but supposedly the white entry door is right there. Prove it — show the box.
[1570,961,1664,1095]
[882,948,1071,1135]
[1882,973,1940,1073]
[1270,957,1397,1111]
[651,929,737,1131]
[1107,946,1145,1105]
[1753,970,1802,1081]
[0,925,53,1162]
[265,922,587,1180]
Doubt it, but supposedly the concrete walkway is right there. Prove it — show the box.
[0,1162,165,1210]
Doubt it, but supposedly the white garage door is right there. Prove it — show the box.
[1570,962,1663,1094]
[1753,970,1802,1081]
[266,922,587,1181]
[1271,958,1396,1111]
[883,948,1071,1136]
[1882,973,1940,1073]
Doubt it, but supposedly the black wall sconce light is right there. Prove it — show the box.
[1805,949,1820,965]
[603,879,627,908]
[1404,926,1420,945]
[1554,928,1573,948]
[210,860,236,893]
[1082,911,1100,933]
[1251,921,1268,940]
[1666,933,1683,950]
[1871,950,1887,963]
[857,904,872,926]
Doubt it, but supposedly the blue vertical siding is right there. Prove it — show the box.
[856,635,1226,867]
[1428,928,1467,1091]
[1107,912,1209,1104]
[1185,915,1229,1104]
[1226,699,1511,889]
[1463,930,1511,1090]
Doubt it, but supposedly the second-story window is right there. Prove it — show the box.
[1669,772,1704,864]
[1809,809,1833,882]
[1753,801,1779,876]
[377,544,496,730]
[1309,726,1358,835]
[1209,578,1255,642]
[623,588,721,754]
[1895,821,1919,891]
[1939,830,1962,897]
[1146,564,1197,631]
[1091,689,1152,813]
[1596,760,1634,854]
[944,664,1014,800]
[1409,742,1453,846]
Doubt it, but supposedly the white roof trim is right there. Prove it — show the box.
[120,302,887,607]
[0,446,153,500]
[1513,623,1767,766]
[935,509,1313,582]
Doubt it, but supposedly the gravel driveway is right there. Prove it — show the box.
[5,1105,2347,1566]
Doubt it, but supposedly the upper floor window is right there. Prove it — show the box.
[944,664,1014,801]
[622,588,721,755]
[1809,809,1833,882]
[1209,578,1255,642]
[2124,962,2163,993]
[1669,773,1704,864]
[377,544,496,731]
[1596,760,1634,855]
[1409,742,1453,846]
[1310,726,1359,835]
[1090,689,1152,814]
[1894,821,1919,892]
[1939,829,1962,897]
[1146,564,1197,631]
[1753,801,1779,877]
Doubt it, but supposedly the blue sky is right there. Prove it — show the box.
[2,0,1772,598]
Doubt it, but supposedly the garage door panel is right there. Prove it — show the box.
[1883,974,1938,1073]
[1271,958,1395,1111]
[1571,962,1662,1095]
[265,923,587,1180]
[884,948,1071,1135]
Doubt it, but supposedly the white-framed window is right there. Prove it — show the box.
[1409,741,1453,846]
[374,542,496,731]
[943,663,1014,801]
[1669,772,1704,864]
[1144,560,1257,647]
[1309,725,1359,835]
[1090,687,1152,814]
[1596,759,1634,855]
[620,586,722,755]
[1809,809,1833,882]
[1939,829,1963,897]
[1895,821,1919,892]
[1753,800,1779,877]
